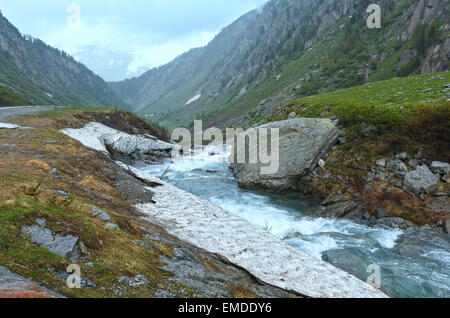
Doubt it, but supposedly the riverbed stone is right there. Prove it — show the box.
[322,250,365,281]
[375,208,387,219]
[230,118,340,190]
[403,165,440,196]
[319,201,358,218]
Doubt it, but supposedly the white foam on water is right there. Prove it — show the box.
[143,146,403,261]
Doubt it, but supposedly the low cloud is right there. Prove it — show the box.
[0,0,268,81]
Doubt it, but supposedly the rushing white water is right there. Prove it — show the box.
[139,145,450,298]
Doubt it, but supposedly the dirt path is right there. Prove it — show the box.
[0,106,66,121]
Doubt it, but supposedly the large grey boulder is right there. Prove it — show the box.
[230,118,340,190]
[403,165,440,196]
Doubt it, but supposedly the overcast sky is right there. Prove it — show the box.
[0,0,268,81]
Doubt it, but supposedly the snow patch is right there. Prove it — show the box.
[119,163,387,298]
[0,122,33,130]
[0,123,21,129]
[60,122,173,155]
[185,94,201,105]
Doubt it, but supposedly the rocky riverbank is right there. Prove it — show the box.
[0,109,305,298]
[230,118,450,234]
[58,116,386,298]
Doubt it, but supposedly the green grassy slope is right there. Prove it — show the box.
[0,86,30,106]
[264,72,450,161]
[266,72,449,124]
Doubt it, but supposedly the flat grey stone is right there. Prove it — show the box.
[21,225,78,259]
[90,207,111,222]
[21,225,54,245]
[43,235,78,258]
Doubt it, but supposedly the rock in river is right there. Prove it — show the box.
[230,118,340,190]
[322,249,366,281]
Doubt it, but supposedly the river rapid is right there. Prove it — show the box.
[138,146,450,298]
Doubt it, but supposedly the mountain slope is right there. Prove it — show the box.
[111,0,449,130]
[0,12,125,107]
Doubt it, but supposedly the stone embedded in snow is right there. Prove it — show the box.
[430,161,450,176]
[60,122,173,156]
[118,162,387,298]
[403,165,440,196]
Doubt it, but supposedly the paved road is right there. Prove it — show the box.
[0,106,66,121]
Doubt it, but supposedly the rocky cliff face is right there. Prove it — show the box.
[0,13,125,107]
[111,0,449,129]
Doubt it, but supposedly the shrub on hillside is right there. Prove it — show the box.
[403,101,450,161]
